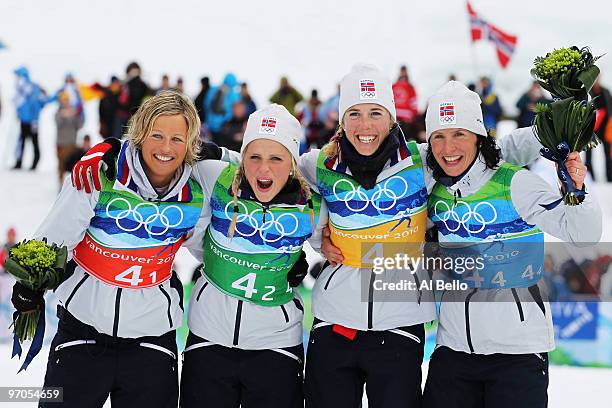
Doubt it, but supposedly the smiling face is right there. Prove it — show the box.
[140,114,188,188]
[429,128,479,177]
[343,103,393,156]
[242,139,293,203]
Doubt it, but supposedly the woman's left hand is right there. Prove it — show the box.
[564,152,587,190]
[321,227,344,266]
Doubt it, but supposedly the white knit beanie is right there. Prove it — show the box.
[338,63,396,124]
[241,104,302,161]
[425,81,487,140]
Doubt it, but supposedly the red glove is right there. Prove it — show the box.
[71,138,122,193]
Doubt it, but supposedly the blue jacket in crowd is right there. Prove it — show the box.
[14,66,47,124]
[204,73,241,133]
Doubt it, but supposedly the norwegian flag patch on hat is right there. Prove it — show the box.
[259,117,277,134]
[439,102,456,125]
[359,79,377,100]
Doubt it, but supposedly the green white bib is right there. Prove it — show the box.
[203,164,321,306]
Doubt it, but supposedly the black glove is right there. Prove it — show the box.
[100,137,122,181]
[72,137,122,192]
[199,142,223,160]
[11,282,44,313]
[287,251,309,287]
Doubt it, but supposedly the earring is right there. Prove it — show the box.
[289,170,294,177]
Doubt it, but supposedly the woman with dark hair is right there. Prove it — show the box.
[425,130,501,183]
[422,81,602,408]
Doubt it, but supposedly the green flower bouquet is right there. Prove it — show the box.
[531,46,601,100]
[530,46,603,207]
[5,239,67,341]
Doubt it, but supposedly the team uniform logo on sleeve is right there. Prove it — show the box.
[439,102,456,125]
[259,117,277,135]
[360,80,377,100]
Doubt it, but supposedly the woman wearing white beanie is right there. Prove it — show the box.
[422,81,601,407]
[302,66,546,408]
[179,104,328,408]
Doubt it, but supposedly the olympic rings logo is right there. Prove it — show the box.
[360,91,376,98]
[440,116,455,123]
[433,200,497,234]
[332,176,409,212]
[106,197,184,236]
[224,201,299,243]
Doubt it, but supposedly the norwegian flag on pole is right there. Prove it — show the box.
[467,1,517,69]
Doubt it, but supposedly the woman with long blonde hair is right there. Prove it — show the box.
[13,90,205,407]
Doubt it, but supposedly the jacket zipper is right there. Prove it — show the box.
[280,304,290,323]
[233,300,244,346]
[323,265,342,290]
[511,288,525,322]
[64,273,89,310]
[112,288,122,337]
[464,288,478,353]
[159,285,173,328]
[368,270,375,329]
[196,282,209,301]
[292,297,304,313]
[528,284,546,316]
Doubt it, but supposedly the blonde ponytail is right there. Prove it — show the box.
[227,166,243,240]
[321,125,344,159]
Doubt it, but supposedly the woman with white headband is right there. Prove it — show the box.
[421,81,601,408]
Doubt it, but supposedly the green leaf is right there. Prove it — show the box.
[534,110,556,150]
[551,98,573,142]
[577,65,600,94]
[3,258,32,281]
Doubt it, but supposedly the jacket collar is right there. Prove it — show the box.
[324,125,413,185]
[441,154,497,197]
